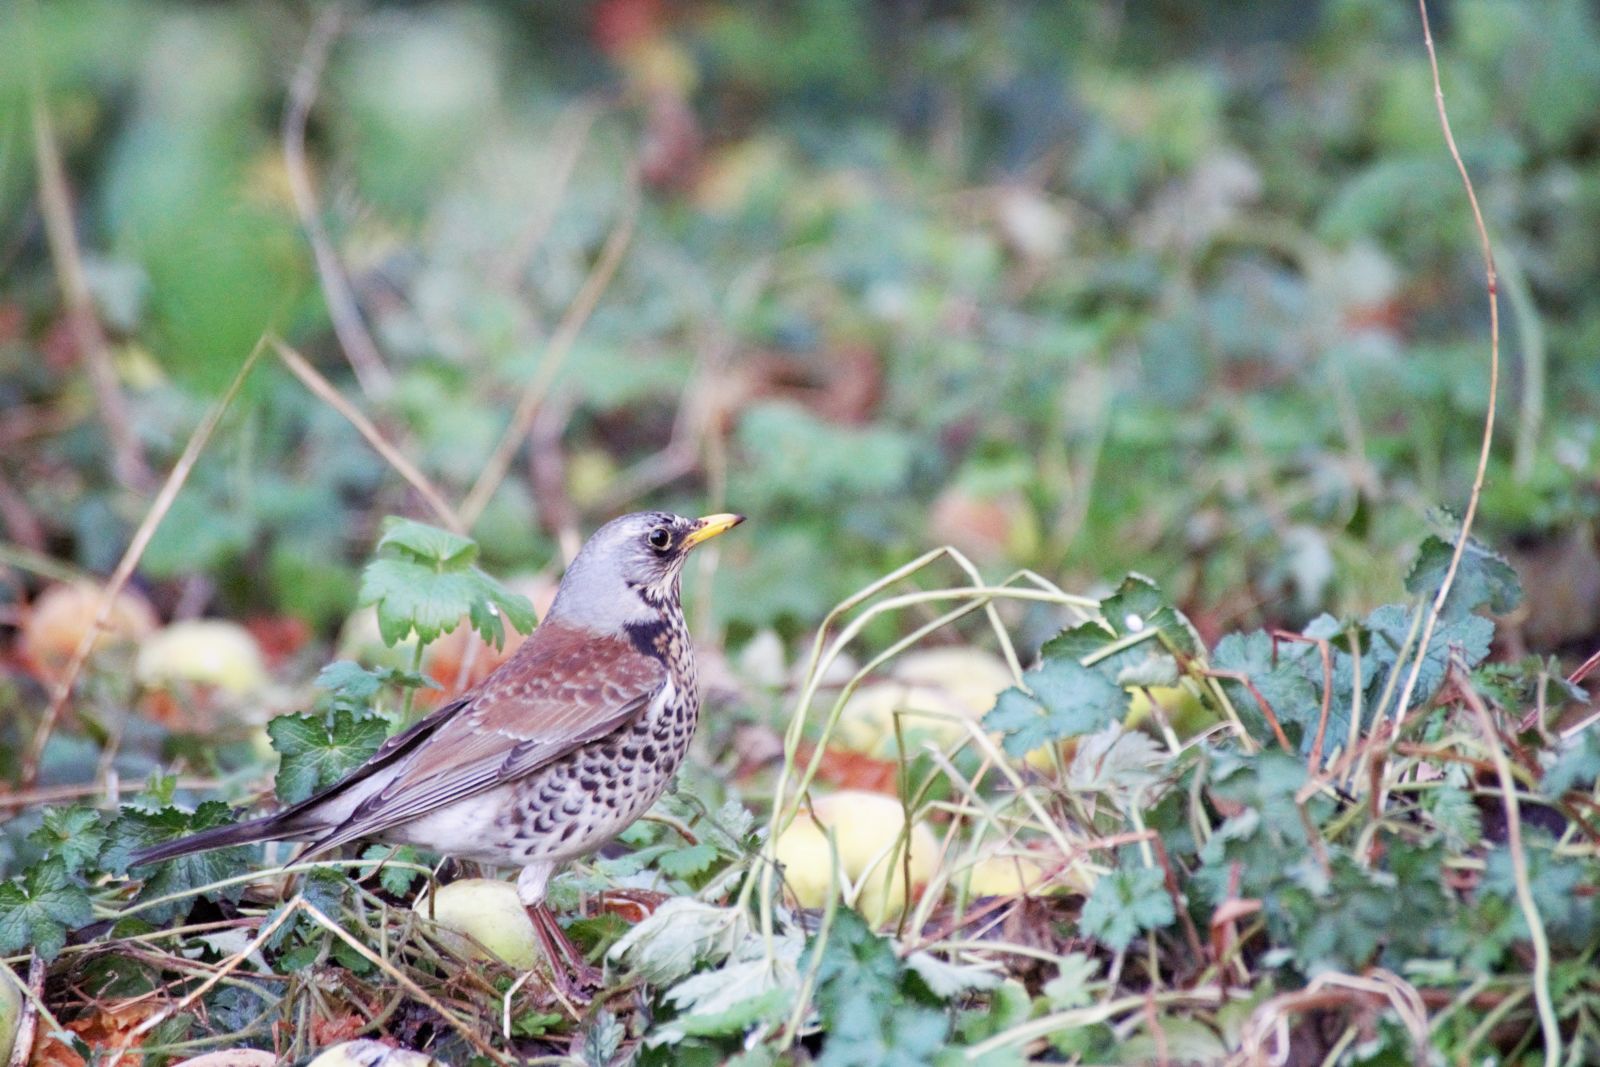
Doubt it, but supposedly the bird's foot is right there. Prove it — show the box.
[527,903,603,1001]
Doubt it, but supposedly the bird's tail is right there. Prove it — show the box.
[128,811,304,867]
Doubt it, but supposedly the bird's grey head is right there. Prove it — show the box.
[546,511,744,633]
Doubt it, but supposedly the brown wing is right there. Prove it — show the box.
[308,620,666,852]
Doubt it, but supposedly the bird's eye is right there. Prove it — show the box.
[648,528,673,551]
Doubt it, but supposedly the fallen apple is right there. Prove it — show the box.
[1125,682,1217,737]
[413,878,541,970]
[136,619,268,696]
[773,790,939,925]
[834,646,1020,757]
[19,581,156,684]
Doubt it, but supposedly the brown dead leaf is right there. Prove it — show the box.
[795,740,899,795]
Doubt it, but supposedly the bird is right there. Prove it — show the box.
[129,510,745,990]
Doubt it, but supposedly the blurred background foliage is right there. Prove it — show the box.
[3,0,1599,660]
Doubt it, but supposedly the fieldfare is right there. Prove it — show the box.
[130,510,745,988]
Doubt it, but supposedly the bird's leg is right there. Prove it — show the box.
[517,863,601,996]
[530,904,602,991]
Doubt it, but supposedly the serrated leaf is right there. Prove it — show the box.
[657,842,721,879]
[359,557,537,649]
[1098,573,1203,656]
[29,806,106,874]
[1425,770,1483,850]
[1211,630,1321,753]
[375,516,479,567]
[656,939,802,1043]
[1043,953,1099,1009]
[1065,724,1169,809]
[1078,865,1174,951]
[608,899,749,984]
[1546,729,1600,796]
[0,858,93,959]
[983,658,1126,759]
[105,801,251,923]
[314,660,385,702]
[1405,533,1523,620]
[1041,575,1200,684]
[363,844,423,896]
[268,709,388,805]
[1366,603,1492,711]
[582,1009,625,1067]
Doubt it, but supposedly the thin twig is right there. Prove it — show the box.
[1273,629,1335,770]
[283,4,394,400]
[28,87,152,492]
[1454,662,1560,1066]
[109,898,308,1066]
[298,900,512,1065]
[460,185,639,527]
[272,338,463,532]
[1389,0,1500,728]
[20,339,269,787]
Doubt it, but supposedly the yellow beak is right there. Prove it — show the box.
[682,513,746,549]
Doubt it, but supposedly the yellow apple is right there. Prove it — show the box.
[773,791,939,925]
[136,620,267,696]
[413,878,540,970]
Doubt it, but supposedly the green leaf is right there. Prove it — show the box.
[375,516,479,567]
[582,1009,626,1067]
[359,557,537,649]
[608,899,749,984]
[1424,768,1482,850]
[28,806,106,875]
[806,910,953,1067]
[315,660,386,703]
[1040,574,1200,685]
[1042,953,1100,1010]
[1211,630,1320,753]
[357,517,537,649]
[1546,730,1600,797]
[657,944,801,1042]
[1365,603,1493,712]
[362,844,423,897]
[268,709,389,805]
[104,801,253,923]
[904,951,1002,997]
[657,842,721,879]
[1405,533,1523,620]
[1078,866,1174,951]
[983,658,1126,759]
[0,858,93,959]
[1097,574,1203,657]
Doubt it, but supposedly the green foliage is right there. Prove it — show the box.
[1077,865,1175,952]
[267,709,388,805]
[0,858,94,959]
[28,807,106,875]
[358,517,538,649]
[103,801,251,923]
[1404,532,1524,619]
[984,658,1126,758]
[806,910,952,1067]
[9,1,1600,1062]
